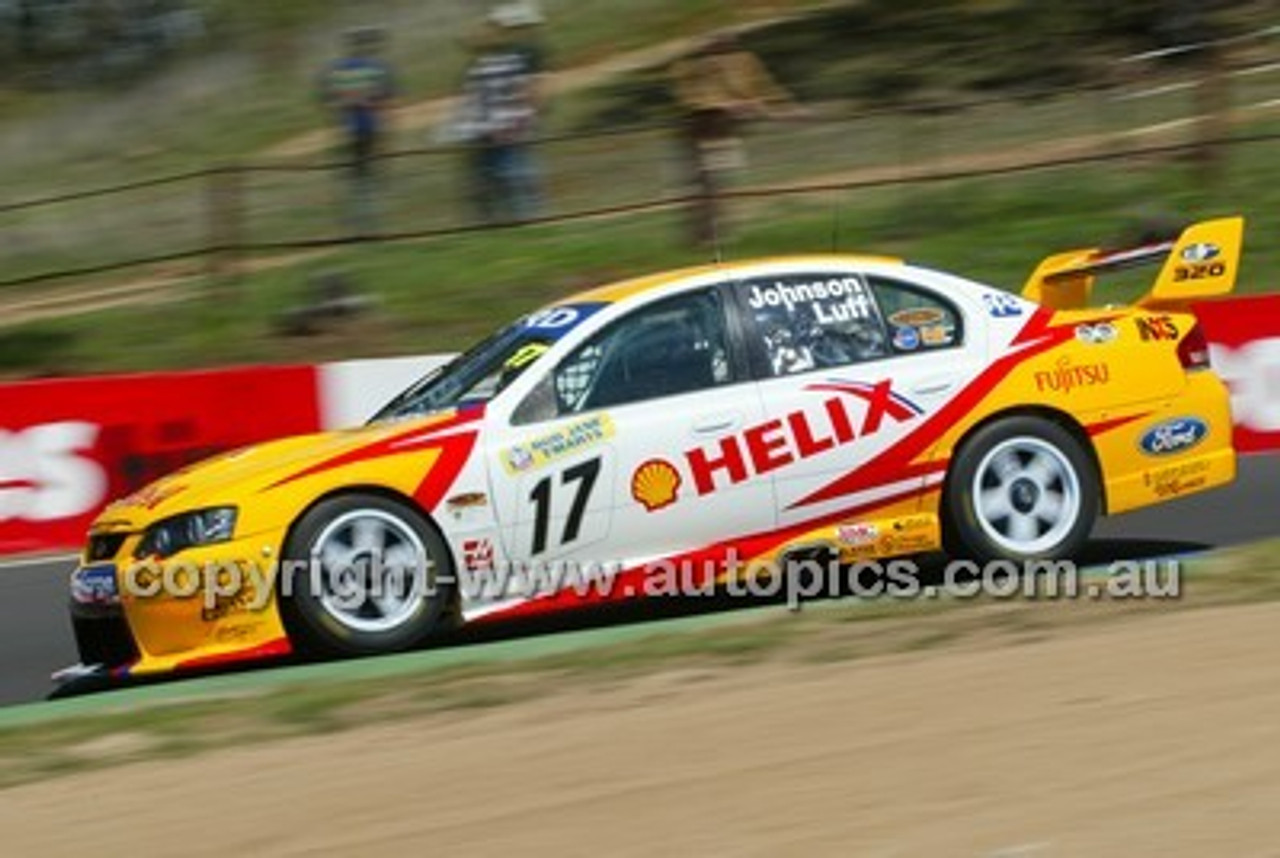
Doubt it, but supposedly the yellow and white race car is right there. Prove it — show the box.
[62,217,1241,685]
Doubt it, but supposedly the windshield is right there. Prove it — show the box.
[371,303,606,422]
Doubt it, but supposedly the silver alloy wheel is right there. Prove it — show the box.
[309,508,432,634]
[971,436,1082,556]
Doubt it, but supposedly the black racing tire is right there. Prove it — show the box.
[944,416,1098,563]
[280,493,454,657]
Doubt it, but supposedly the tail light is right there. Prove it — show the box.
[1177,321,1211,371]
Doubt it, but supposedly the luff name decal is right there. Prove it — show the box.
[746,276,874,325]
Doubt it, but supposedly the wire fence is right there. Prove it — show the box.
[1,54,1278,292]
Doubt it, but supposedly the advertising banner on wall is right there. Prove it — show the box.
[0,366,320,555]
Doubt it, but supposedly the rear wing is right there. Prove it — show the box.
[1021,216,1244,310]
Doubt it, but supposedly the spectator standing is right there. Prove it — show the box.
[453,3,546,224]
[670,33,802,247]
[320,26,397,235]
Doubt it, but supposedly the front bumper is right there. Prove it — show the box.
[69,600,139,672]
[59,532,295,686]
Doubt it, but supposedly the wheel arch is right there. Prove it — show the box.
[940,405,1108,520]
[278,483,460,610]
[275,484,465,653]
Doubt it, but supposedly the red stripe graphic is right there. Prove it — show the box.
[412,431,480,511]
[1086,412,1151,438]
[176,637,293,671]
[476,480,939,625]
[791,308,1082,510]
[265,407,485,492]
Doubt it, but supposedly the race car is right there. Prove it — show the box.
[60,216,1242,686]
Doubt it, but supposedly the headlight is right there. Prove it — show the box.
[134,507,238,559]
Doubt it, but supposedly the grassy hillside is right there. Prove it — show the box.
[4,0,1272,196]
[0,0,1275,376]
[0,0,826,198]
[3,122,1275,376]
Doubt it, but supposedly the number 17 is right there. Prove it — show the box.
[528,457,601,556]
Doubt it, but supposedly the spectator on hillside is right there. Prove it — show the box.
[320,26,397,234]
[451,3,547,225]
[670,33,803,246]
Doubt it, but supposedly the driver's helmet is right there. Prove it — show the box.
[756,308,814,376]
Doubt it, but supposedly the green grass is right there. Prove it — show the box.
[3,123,1276,377]
[1,538,1279,790]
[3,55,1275,300]
[0,0,828,198]
[0,0,1275,376]
[2,0,1275,295]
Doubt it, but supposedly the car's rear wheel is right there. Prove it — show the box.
[280,494,453,657]
[945,416,1098,562]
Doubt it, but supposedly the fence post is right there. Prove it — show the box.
[205,164,244,288]
[673,118,723,249]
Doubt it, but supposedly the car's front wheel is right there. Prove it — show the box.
[280,494,454,657]
[945,416,1098,562]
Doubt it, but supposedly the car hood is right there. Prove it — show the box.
[92,410,467,532]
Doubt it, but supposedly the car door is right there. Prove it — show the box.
[731,267,982,529]
[487,285,773,591]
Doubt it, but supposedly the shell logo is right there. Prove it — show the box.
[631,459,682,512]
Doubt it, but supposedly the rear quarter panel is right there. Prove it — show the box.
[926,308,1234,515]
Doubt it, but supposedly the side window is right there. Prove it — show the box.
[743,273,889,377]
[869,277,964,354]
[518,289,733,422]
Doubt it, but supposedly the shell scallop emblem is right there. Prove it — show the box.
[631,459,682,512]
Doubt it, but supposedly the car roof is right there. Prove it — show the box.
[565,254,905,306]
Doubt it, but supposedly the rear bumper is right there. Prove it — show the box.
[1098,371,1237,515]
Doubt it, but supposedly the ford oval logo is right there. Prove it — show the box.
[1139,417,1209,457]
[70,564,119,606]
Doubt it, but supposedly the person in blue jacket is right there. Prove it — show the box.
[320,27,398,234]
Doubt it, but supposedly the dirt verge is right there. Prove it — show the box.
[2,599,1278,856]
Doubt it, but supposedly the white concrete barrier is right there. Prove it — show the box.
[319,355,454,429]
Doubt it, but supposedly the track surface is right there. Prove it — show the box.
[1,454,1276,708]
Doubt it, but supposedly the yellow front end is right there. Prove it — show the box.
[103,530,293,675]
[69,411,476,678]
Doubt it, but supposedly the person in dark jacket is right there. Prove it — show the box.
[320,26,398,234]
